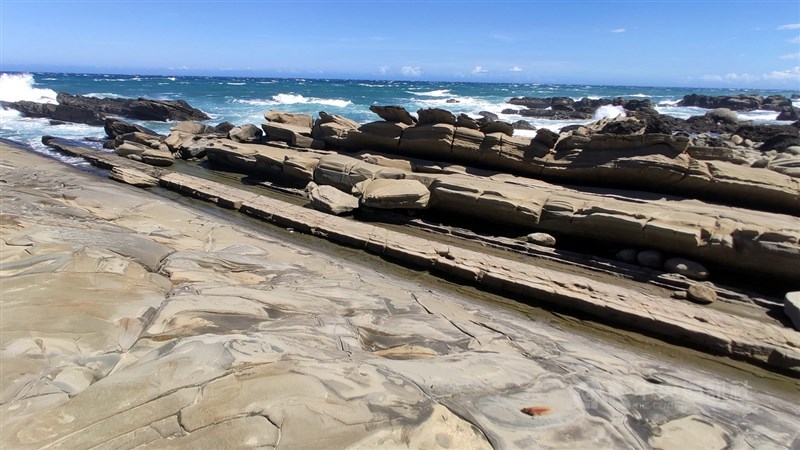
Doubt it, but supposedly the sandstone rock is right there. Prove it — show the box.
[283,154,320,182]
[307,182,360,215]
[141,148,175,167]
[108,167,159,188]
[369,105,416,125]
[664,257,709,280]
[456,113,480,130]
[214,121,236,134]
[228,124,263,143]
[480,121,515,136]
[114,131,162,149]
[314,154,406,191]
[312,112,359,147]
[104,118,159,139]
[526,232,556,246]
[115,141,150,159]
[399,123,455,157]
[786,292,800,331]
[171,121,216,135]
[265,110,313,128]
[649,415,729,450]
[262,122,313,147]
[687,284,716,304]
[163,131,197,153]
[637,250,664,269]
[417,108,456,125]
[344,121,408,152]
[360,178,431,209]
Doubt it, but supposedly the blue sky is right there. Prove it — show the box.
[1,0,799,88]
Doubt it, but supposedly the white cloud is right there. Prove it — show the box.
[764,66,800,81]
[610,28,626,33]
[778,23,800,30]
[471,66,488,74]
[168,65,190,70]
[789,35,800,44]
[724,72,759,82]
[401,66,422,77]
[509,66,523,72]
[701,74,723,82]
[780,52,800,60]
[378,65,388,75]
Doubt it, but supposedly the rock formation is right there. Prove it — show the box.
[3,93,209,125]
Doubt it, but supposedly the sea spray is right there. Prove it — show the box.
[0,73,58,103]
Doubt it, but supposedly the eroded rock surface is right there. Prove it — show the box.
[3,143,799,448]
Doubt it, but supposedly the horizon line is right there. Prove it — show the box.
[2,68,798,93]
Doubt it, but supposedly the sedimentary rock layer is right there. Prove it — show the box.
[3,142,799,448]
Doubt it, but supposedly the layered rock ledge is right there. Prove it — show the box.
[2,141,799,448]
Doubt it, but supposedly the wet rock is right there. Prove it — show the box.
[687,284,716,304]
[664,258,709,280]
[706,108,738,124]
[526,232,556,246]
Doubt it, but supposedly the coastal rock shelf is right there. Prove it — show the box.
[33,138,800,372]
[189,137,800,282]
[2,142,799,449]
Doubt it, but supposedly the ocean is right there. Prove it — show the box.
[1,72,798,164]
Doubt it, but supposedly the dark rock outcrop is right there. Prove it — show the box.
[678,94,794,112]
[4,93,209,126]
[104,118,159,139]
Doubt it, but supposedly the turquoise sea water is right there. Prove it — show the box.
[1,72,798,162]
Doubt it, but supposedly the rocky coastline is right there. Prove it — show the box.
[2,91,800,447]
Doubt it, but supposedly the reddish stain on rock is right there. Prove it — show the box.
[521,406,551,417]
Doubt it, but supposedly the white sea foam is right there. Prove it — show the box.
[593,105,626,120]
[234,94,352,108]
[738,110,780,122]
[227,82,246,86]
[658,99,680,106]
[628,93,650,98]
[0,73,58,103]
[410,89,451,97]
[167,77,176,81]
[272,93,352,108]
[85,92,125,99]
